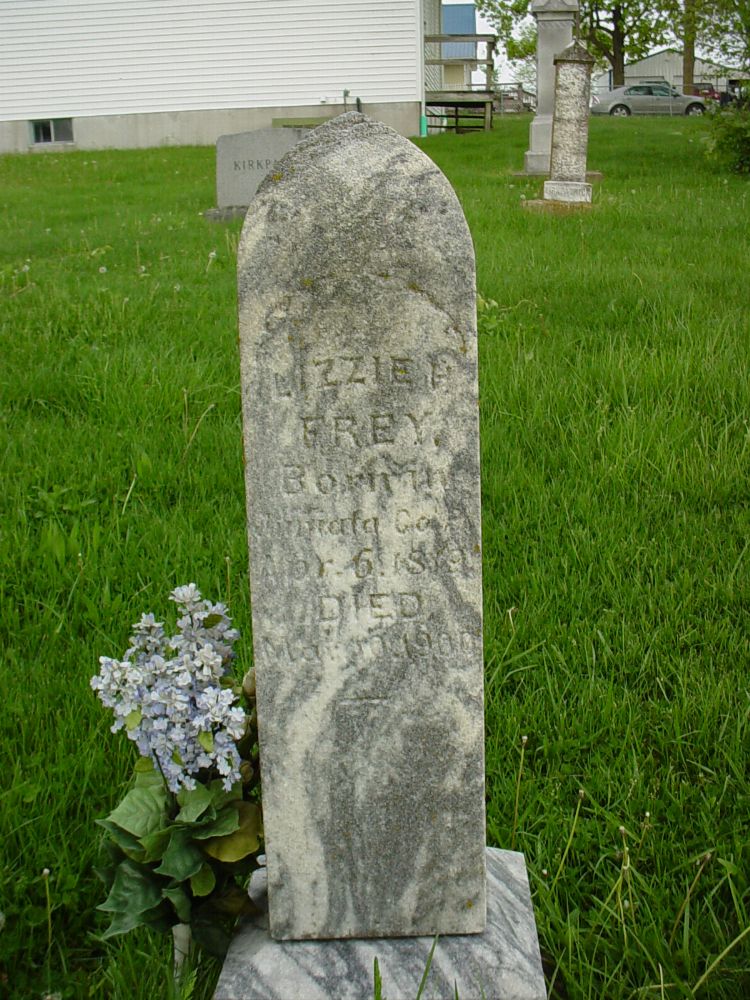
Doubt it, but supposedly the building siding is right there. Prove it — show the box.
[0,0,421,120]
[424,0,442,91]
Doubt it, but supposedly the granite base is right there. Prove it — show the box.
[214,848,546,1000]
[543,180,592,203]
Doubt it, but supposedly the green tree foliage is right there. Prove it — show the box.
[477,1,669,84]
[662,0,747,87]
[703,0,750,67]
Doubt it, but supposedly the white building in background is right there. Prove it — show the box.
[0,0,453,154]
[592,48,737,96]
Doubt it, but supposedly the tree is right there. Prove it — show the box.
[664,0,723,88]
[477,1,670,85]
[703,0,750,68]
[682,0,699,86]
[665,0,750,87]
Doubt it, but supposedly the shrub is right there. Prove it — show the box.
[706,105,750,173]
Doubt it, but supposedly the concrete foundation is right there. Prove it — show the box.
[0,101,420,154]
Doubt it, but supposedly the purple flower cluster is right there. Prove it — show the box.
[91,584,245,792]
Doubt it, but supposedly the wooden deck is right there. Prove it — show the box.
[424,33,496,132]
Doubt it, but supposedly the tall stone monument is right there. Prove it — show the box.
[524,0,579,175]
[216,113,546,999]
[544,41,595,204]
[238,112,486,942]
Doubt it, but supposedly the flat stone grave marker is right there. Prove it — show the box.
[215,127,310,210]
[238,112,486,942]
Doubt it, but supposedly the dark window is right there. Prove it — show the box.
[31,118,74,143]
[32,120,52,143]
[54,118,73,142]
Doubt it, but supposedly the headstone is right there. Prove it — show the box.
[237,112,487,942]
[544,42,595,204]
[214,848,547,1000]
[215,127,309,210]
[523,0,579,175]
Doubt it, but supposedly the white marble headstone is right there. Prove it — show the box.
[237,113,487,941]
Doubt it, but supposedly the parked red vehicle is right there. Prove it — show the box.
[685,82,720,101]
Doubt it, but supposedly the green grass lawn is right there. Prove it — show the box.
[1,115,748,998]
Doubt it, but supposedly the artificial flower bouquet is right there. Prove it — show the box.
[91,584,262,957]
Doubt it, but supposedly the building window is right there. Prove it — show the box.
[31,118,74,144]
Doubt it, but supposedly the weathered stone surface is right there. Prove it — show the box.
[216,128,309,208]
[214,849,546,1000]
[523,0,579,175]
[543,179,592,203]
[547,42,595,189]
[237,112,486,941]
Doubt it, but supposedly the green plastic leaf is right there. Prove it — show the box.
[190,863,216,898]
[98,859,162,915]
[96,819,147,862]
[201,802,261,862]
[133,758,165,790]
[99,901,172,940]
[190,805,241,840]
[176,784,214,824]
[93,860,118,890]
[138,826,174,862]
[106,785,169,840]
[208,778,243,810]
[100,908,151,940]
[125,708,142,731]
[163,885,192,923]
[154,829,204,880]
[198,730,214,753]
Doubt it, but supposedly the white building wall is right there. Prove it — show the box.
[0,0,421,120]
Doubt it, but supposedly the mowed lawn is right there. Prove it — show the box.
[1,115,748,998]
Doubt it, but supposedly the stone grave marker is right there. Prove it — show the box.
[523,0,579,174]
[237,111,486,942]
[215,127,309,212]
[544,41,595,204]
[216,112,546,999]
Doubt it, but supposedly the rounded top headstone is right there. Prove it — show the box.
[236,111,486,941]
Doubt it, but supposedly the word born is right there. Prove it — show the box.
[234,158,274,171]
[280,461,439,497]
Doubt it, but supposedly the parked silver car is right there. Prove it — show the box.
[591,84,706,117]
